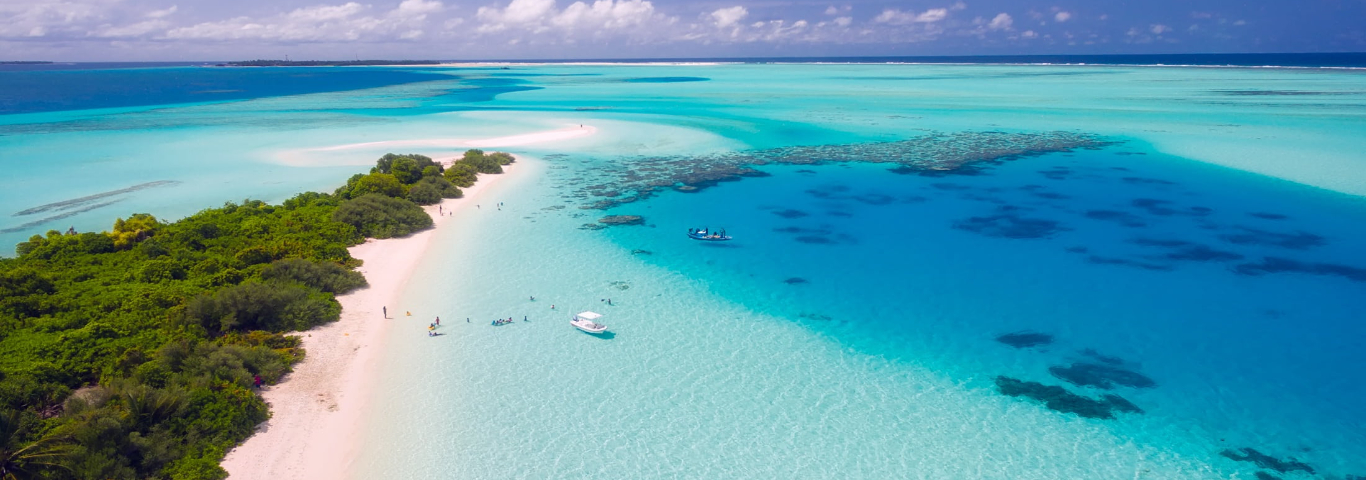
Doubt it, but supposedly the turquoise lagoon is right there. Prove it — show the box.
[2,63,1365,479]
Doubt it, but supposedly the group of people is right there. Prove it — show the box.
[492,316,528,326]
[383,295,560,336]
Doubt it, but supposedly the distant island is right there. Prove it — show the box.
[0,61,53,65]
[226,60,442,67]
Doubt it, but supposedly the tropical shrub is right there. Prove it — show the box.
[330,194,433,239]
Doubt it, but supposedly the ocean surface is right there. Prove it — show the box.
[1,58,1364,479]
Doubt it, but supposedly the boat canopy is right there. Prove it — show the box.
[576,311,602,320]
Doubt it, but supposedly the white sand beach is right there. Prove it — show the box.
[220,162,521,480]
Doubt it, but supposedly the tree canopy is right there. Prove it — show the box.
[0,149,511,479]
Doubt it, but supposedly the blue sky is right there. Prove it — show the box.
[2,0,1363,61]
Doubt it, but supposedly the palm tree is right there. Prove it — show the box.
[0,410,72,480]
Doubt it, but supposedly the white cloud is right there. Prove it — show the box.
[1150,23,1169,34]
[1053,11,1070,22]
[0,0,112,38]
[164,1,445,42]
[823,5,851,16]
[875,7,948,25]
[1020,29,1036,38]
[395,0,443,18]
[471,0,675,41]
[987,13,1011,30]
[710,6,746,28]
[833,16,851,27]
[146,5,177,19]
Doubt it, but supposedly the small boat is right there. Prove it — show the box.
[687,227,732,241]
[571,311,608,334]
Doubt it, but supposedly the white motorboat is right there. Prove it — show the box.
[571,311,608,334]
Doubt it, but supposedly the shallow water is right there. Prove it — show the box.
[2,63,1364,479]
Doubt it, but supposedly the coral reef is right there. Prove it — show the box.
[1219,448,1315,474]
[598,215,645,226]
[994,376,1142,420]
[572,130,1117,209]
[1048,362,1157,390]
[995,331,1054,348]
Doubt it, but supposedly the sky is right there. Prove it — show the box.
[2,0,1364,61]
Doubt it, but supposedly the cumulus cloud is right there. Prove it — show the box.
[146,5,178,19]
[710,6,746,28]
[0,0,113,38]
[1150,23,1170,34]
[832,16,851,27]
[472,0,673,38]
[987,13,1011,30]
[1053,11,1070,22]
[874,7,948,25]
[164,1,445,42]
[1020,29,1036,38]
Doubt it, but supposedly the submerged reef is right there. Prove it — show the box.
[994,376,1142,420]
[1219,448,1315,474]
[1048,362,1157,390]
[575,130,1117,209]
[995,331,1054,348]
[954,213,1066,239]
[1219,227,1326,250]
[598,215,645,226]
[1233,257,1366,283]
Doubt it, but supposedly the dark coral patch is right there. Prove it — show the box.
[1219,227,1326,250]
[794,235,836,245]
[1233,257,1366,283]
[772,209,810,219]
[1130,238,1245,262]
[1100,394,1144,414]
[783,277,809,285]
[1049,362,1157,390]
[1032,191,1071,200]
[853,193,897,205]
[1249,212,1289,220]
[995,331,1054,348]
[1038,168,1073,180]
[1086,256,1173,271]
[1131,198,1211,217]
[1254,472,1282,480]
[1165,245,1245,262]
[1219,448,1315,474]
[954,214,1066,239]
[931,182,972,191]
[1122,177,1178,186]
[994,376,1142,420]
[1079,348,1125,365]
[1084,210,1147,228]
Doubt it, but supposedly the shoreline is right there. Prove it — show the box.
[220,162,523,480]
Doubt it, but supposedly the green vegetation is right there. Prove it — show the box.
[0,150,511,479]
[336,153,466,206]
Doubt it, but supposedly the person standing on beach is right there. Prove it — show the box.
[382,306,387,318]
[435,316,440,326]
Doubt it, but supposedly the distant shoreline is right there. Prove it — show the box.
[20,53,1364,70]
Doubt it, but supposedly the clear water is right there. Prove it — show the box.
[2,63,1364,479]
